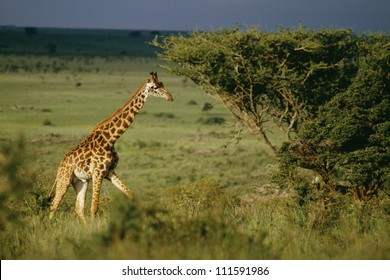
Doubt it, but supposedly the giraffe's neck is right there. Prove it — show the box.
[89,81,148,146]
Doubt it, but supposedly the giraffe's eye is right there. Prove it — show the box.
[152,85,158,90]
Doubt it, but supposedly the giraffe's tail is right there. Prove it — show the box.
[47,158,66,201]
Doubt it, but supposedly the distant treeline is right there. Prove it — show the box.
[0,26,186,57]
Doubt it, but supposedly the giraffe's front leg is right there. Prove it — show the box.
[106,171,133,199]
[73,179,88,223]
[91,172,104,218]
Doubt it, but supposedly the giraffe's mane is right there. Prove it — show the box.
[89,79,148,133]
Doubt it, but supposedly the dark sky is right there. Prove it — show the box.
[0,0,389,32]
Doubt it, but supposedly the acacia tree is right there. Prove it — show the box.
[152,27,389,201]
[277,38,389,201]
[153,27,360,152]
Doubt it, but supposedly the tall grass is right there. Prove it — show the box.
[1,140,388,259]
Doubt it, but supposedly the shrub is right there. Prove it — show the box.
[0,138,31,258]
[198,117,226,125]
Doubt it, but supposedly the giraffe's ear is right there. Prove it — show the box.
[149,72,158,82]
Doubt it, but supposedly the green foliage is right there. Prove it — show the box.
[276,34,390,201]
[153,26,361,151]
[0,138,30,258]
[0,138,32,225]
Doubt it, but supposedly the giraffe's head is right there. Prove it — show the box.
[145,72,173,101]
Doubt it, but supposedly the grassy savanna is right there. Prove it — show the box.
[0,28,389,259]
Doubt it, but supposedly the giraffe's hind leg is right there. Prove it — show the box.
[50,160,73,220]
[49,180,71,220]
[106,171,133,199]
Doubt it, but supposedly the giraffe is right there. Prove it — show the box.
[49,72,173,222]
